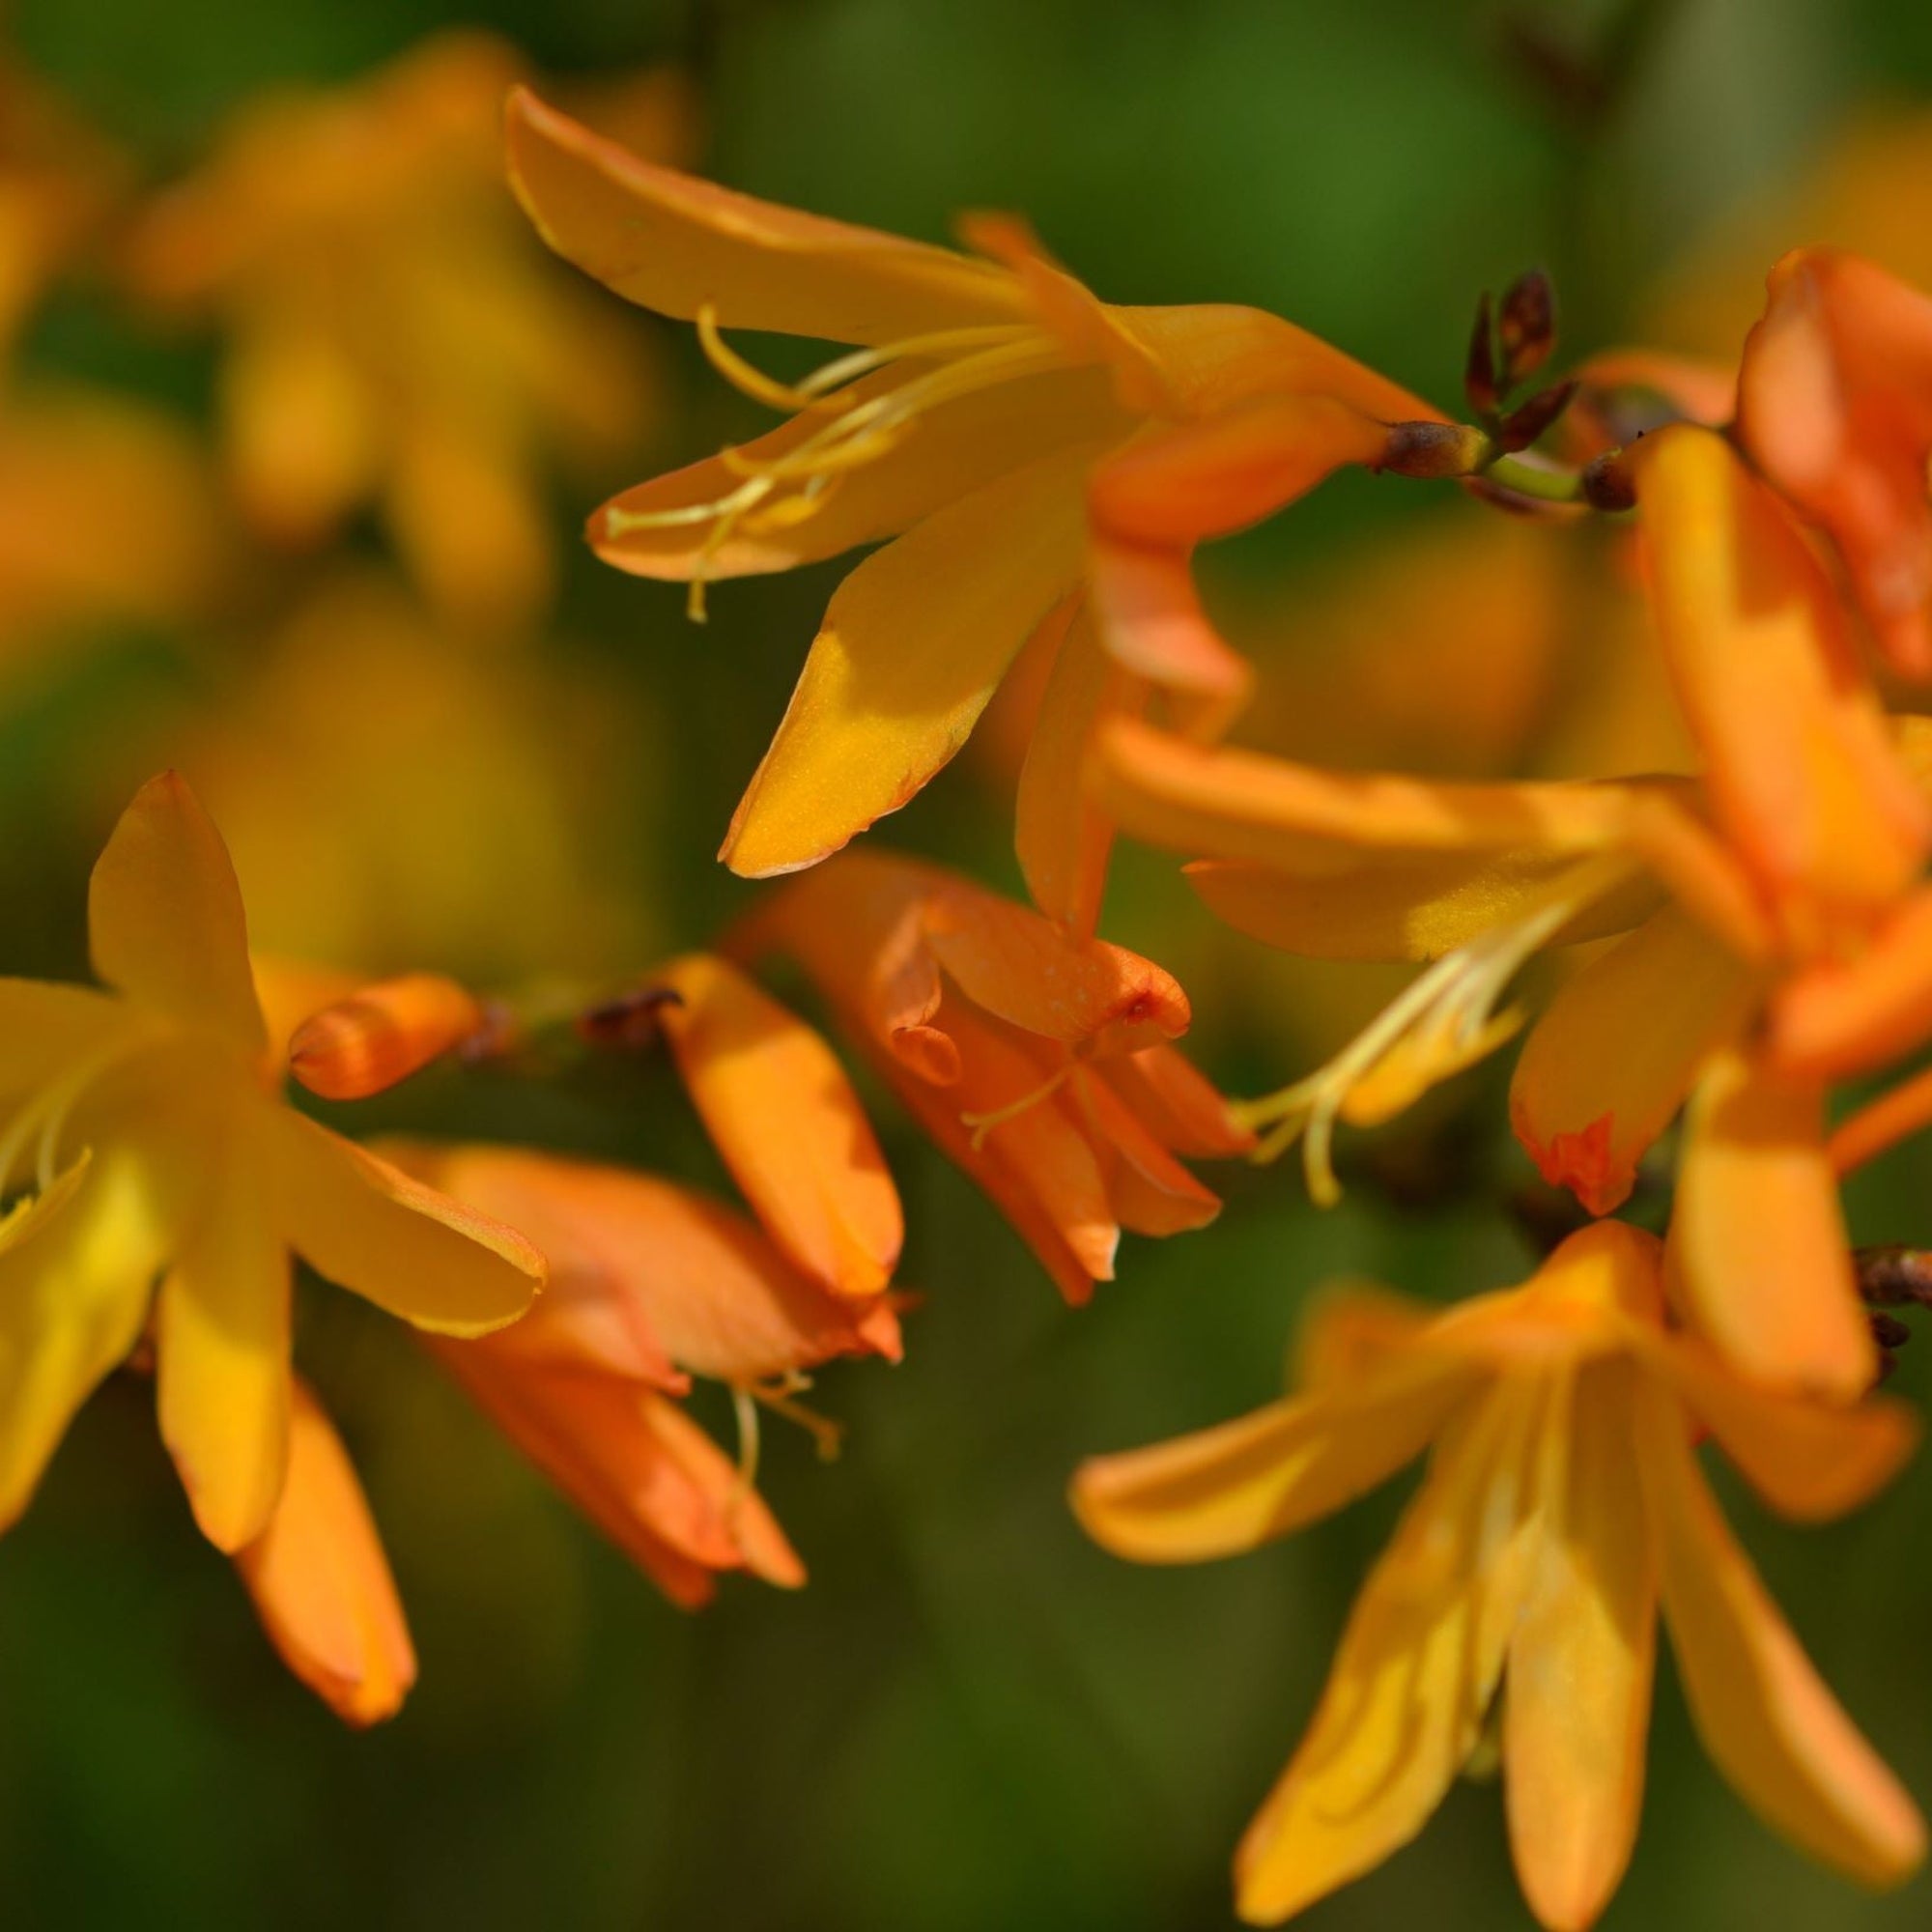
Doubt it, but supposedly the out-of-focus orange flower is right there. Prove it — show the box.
[735,850,1250,1303]
[1735,248,1932,678]
[120,34,674,634]
[393,1142,900,1604]
[100,570,657,980]
[0,773,544,1553]
[234,1376,416,1726]
[1094,425,1932,1395]
[0,384,228,679]
[0,62,125,366]
[505,87,1435,885]
[1075,1221,1924,1927]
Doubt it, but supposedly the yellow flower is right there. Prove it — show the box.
[0,773,543,1553]
[1074,1221,1924,1928]
[120,34,669,634]
[505,87,1434,885]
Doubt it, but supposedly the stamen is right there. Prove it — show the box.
[961,1065,1071,1151]
[1236,857,1635,1206]
[731,1383,762,1492]
[751,1373,844,1463]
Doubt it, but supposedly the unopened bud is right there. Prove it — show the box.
[1378,420,1491,480]
[1463,291,1499,415]
[290,974,487,1101]
[1857,1245,1932,1309]
[1497,269,1556,386]
[1495,379,1578,453]
[1580,447,1637,512]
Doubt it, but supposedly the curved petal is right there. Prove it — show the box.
[0,1137,178,1529]
[1505,1361,1657,1932]
[1636,1378,1926,1888]
[921,879,1190,1052]
[88,772,266,1051]
[233,1378,415,1726]
[718,440,1103,878]
[1079,1069,1223,1238]
[1014,599,1143,937]
[1646,1335,1918,1522]
[1235,1387,1545,1923]
[505,88,1029,344]
[1510,906,1760,1216]
[1097,1043,1256,1159]
[1670,1047,1873,1400]
[1093,717,1645,875]
[655,952,902,1299]
[1072,1350,1473,1563]
[1633,424,1929,929]
[1769,884,1932,1080]
[157,1119,292,1551]
[271,1110,542,1336]
[1186,854,1662,964]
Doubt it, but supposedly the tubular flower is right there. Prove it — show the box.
[1073,1222,1925,1928]
[233,1377,416,1726]
[505,87,1435,883]
[120,34,670,634]
[390,1142,902,1605]
[733,851,1251,1304]
[0,773,543,1554]
[1736,247,1932,679]
[1094,424,1932,1393]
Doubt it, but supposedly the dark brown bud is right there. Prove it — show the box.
[1857,1245,1932,1309]
[1494,378,1578,453]
[577,984,685,1050]
[1378,419,1491,479]
[1463,293,1500,416]
[1497,269,1556,386]
[1580,447,1637,512]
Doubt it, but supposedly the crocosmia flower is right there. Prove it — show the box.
[505,87,1434,882]
[393,1142,901,1604]
[735,851,1251,1302]
[0,772,543,1554]
[1075,1222,1924,1928]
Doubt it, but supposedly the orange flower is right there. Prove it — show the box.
[121,35,671,634]
[734,851,1250,1303]
[1736,247,1932,679]
[1075,1222,1924,1927]
[233,1377,416,1726]
[0,773,543,1552]
[505,87,1434,884]
[392,1142,900,1604]
[1092,424,1932,1393]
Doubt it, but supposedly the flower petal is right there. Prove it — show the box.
[1014,599,1144,937]
[1510,906,1761,1216]
[1670,1047,1873,1400]
[1769,883,1932,1080]
[1097,1043,1256,1159]
[505,88,1029,344]
[655,952,902,1299]
[233,1378,416,1726]
[1636,1377,1926,1888]
[719,439,1105,878]
[157,1116,292,1551]
[88,772,267,1050]
[1235,1387,1544,1923]
[1094,717,1644,876]
[0,980,130,1110]
[0,1139,177,1528]
[1633,424,1929,932]
[592,365,1129,583]
[1186,854,1662,963]
[1072,1346,1472,1564]
[1505,1361,1657,1932]
[272,1110,542,1336]
[1647,1335,1918,1522]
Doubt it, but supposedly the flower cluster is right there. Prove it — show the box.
[4,23,1932,1932]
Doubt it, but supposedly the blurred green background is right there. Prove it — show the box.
[5,0,1932,1925]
